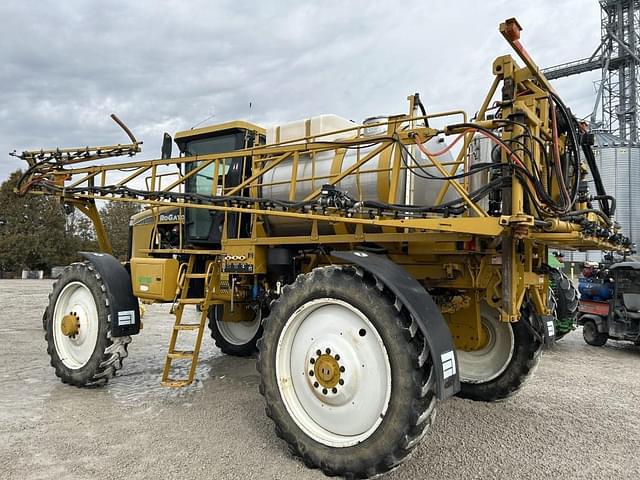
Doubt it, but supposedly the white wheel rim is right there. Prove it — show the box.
[216,312,261,345]
[275,298,391,448]
[52,282,100,369]
[457,302,514,384]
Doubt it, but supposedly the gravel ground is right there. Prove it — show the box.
[1,279,639,480]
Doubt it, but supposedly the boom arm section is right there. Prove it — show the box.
[10,114,141,169]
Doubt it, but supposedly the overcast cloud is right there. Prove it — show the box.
[0,0,601,180]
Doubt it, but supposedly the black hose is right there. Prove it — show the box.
[414,93,429,128]
[360,176,507,213]
[580,142,611,217]
[445,123,566,214]
[592,195,616,217]
[561,209,613,227]
[549,92,581,212]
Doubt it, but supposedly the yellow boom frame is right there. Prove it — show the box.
[15,19,624,353]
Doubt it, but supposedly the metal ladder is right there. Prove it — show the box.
[161,256,215,387]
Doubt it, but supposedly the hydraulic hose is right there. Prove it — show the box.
[580,142,612,218]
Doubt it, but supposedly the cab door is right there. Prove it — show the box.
[177,128,261,246]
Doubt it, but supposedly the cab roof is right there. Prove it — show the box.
[174,120,265,141]
[609,262,640,270]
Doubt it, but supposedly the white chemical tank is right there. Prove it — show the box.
[266,114,356,145]
[261,114,460,235]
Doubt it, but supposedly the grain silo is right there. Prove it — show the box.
[564,131,640,266]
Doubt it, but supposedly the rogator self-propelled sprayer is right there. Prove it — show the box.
[12,19,630,478]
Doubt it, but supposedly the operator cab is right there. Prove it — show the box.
[174,121,265,246]
[609,263,640,338]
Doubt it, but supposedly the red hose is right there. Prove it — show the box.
[414,128,527,170]
[413,128,542,206]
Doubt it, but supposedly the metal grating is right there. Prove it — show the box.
[541,0,640,142]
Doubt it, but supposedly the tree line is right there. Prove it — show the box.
[0,170,140,275]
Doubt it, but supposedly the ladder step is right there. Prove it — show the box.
[174,324,202,331]
[161,379,193,388]
[167,351,195,359]
[161,255,211,389]
[185,273,209,279]
[179,298,206,304]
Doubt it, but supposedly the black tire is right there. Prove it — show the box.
[582,319,608,346]
[208,305,263,356]
[548,286,558,320]
[44,262,131,387]
[257,266,437,478]
[550,269,578,340]
[457,303,542,402]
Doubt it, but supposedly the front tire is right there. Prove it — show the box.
[456,302,542,401]
[208,305,262,356]
[44,262,130,387]
[582,319,608,346]
[257,267,437,478]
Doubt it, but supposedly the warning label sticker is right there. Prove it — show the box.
[117,310,135,326]
[547,320,555,338]
[441,350,457,379]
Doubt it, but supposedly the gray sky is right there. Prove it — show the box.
[1,0,602,180]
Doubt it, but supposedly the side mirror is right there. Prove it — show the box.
[161,133,172,160]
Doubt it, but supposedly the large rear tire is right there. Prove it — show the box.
[456,302,542,402]
[257,266,437,478]
[208,305,262,356]
[44,262,131,387]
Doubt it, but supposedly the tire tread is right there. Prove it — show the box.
[257,266,437,478]
[44,261,130,388]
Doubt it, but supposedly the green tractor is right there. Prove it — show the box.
[548,252,578,340]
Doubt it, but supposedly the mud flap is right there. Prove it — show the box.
[80,252,141,337]
[332,251,460,400]
[578,313,609,333]
[525,312,555,348]
[540,314,556,347]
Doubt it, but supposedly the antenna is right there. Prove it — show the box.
[191,112,216,130]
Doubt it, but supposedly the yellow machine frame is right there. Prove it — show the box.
[15,19,627,380]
